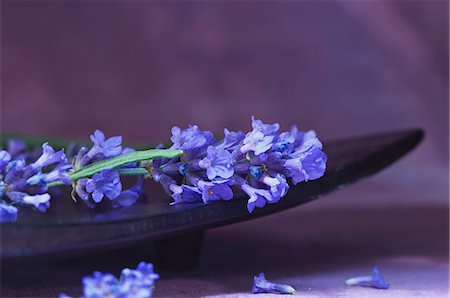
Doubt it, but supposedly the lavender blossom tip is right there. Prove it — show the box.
[0,203,18,222]
[89,129,123,158]
[345,267,390,289]
[22,193,51,212]
[85,169,122,203]
[252,273,295,294]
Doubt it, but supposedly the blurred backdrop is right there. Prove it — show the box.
[1,1,448,205]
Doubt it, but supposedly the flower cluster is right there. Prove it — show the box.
[150,117,327,212]
[60,262,160,298]
[0,140,71,222]
[72,130,143,208]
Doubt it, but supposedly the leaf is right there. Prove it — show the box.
[70,149,182,180]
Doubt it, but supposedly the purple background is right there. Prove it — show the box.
[1,1,448,297]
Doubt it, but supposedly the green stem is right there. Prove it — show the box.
[46,149,182,188]
[47,168,150,188]
[70,149,181,180]
[47,181,66,188]
[116,168,149,176]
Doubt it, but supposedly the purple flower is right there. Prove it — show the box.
[33,143,67,169]
[75,178,90,201]
[89,130,123,158]
[82,271,120,297]
[27,163,72,186]
[272,131,296,154]
[199,146,234,180]
[135,262,160,282]
[240,118,279,156]
[86,169,122,203]
[120,262,160,297]
[252,273,295,294]
[284,148,327,184]
[0,139,75,218]
[0,203,18,222]
[197,180,233,203]
[346,267,390,289]
[61,262,159,298]
[4,160,26,184]
[21,193,51,212]
[260,174,289,201]
[241,184,274,213]
[74,146,89,169]
[7,191,51,211]
[170,184,202,204]
[241,130,274,156]
[220,128,245,150]
[299,149,327,181]
[0,150,11,172]
[291,129,322,152]
[251,117,280,136]
[170,125,208,150]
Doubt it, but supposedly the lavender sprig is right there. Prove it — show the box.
[1,117,327,221]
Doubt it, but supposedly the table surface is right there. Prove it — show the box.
[2,176,448,298]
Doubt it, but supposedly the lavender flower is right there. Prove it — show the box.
[252,273,295,294]
[83,271,120,297]
[170,125,208,150]
[170,184,202,204]
[86,169,122,203]
[75,178,90,202]
[60,262,159,298]
[260,174,289,201]
[241,130,274,156]
[32,143,67,170]
[0,203,18,222]
[346,267,390,289]
[241,184,272,213]
[220,128,245,150]
[75,130,122,168]
[22,193,51,212]
[27,163,72,186]
[198,146,234,180]
[120,262,160,297]
[0,150,11,172]
[283,130,327,184]
[89,129,123,158]
[198,180,233,203]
